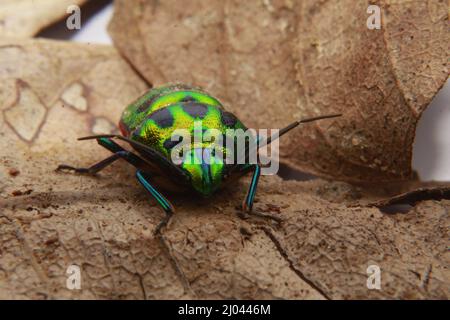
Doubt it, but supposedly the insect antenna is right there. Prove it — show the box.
[78,134,161,156]
[258,113,342,148]
[229,113,342,170]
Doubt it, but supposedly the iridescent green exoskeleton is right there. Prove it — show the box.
[58,84,341,234]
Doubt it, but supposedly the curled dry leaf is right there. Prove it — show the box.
[108,0,449,182]
[0,0,88,38]
[0,39,448,299]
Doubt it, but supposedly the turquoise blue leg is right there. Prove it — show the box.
[240,165,282,223]
[58,137,175,234]
[57,137,147,174]
[242,165,261,212]
[136,170,174,235]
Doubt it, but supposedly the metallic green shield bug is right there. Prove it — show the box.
[58,84,341,234]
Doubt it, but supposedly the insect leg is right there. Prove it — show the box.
[240,165,282,224]
[242,164,261,213]
[136,170,175,235]
[57,151,128,174]
[135,170,191,292]
[57,138,146,174]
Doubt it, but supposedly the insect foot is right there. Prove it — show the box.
[153,211,174,237]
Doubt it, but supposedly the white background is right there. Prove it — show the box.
[39,2,450,181]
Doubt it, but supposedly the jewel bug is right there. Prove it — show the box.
[58,84,341,234]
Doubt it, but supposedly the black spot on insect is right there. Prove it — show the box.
[221,110,237,127]
[148,107,174,128]
[137,92,167,113]
[163,136,183,150]
[182,102,209,119]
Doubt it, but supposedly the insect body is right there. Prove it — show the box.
[119,84,248,197]
[58,84,341,234]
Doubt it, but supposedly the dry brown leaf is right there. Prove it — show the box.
[108,0,449,182]
[265,180,450,299]
[0,39,449,300]
[0,38,321,299]
[0,0,88,38]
